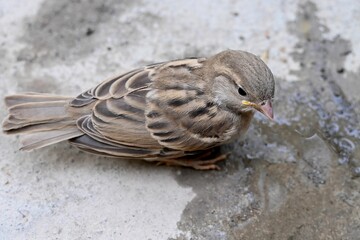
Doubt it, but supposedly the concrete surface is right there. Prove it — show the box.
[1,0,360,239]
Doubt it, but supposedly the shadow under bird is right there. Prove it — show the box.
[2,50,275,170]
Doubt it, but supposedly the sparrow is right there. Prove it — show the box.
[2,50,275,170]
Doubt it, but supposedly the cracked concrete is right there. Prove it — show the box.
[1,1,359,239]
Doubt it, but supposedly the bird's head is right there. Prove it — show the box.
[205,50,275,120]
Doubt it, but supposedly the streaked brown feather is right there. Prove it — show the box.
[144,58,244,151]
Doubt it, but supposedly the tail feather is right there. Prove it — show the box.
[5,92,73,108]
[3,120,76,135]
[2,93,84,150]
[4,101,69,129]
[20,128,83,151]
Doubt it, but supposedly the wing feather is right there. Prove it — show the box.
[69,65,164,157]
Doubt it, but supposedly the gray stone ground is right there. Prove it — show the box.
[1,0,360,239]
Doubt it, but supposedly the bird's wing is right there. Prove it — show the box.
[69,64,166,158]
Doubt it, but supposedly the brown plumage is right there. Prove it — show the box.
[2,50,275,170]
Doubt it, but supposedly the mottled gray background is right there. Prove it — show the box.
[0,0,359,239]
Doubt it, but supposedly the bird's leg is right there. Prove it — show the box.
[156,152,228,170]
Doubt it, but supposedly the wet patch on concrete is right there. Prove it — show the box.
[20,0,129,64]
[173,1,360,239]
[14,0,163,95]
[17,0,157,66]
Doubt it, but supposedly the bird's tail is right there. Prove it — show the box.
[2,93,83,150]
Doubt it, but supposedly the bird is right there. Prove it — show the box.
[2,50,275,170]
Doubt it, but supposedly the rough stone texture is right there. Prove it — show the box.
[1,1,359,239]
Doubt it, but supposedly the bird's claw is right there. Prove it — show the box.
[156,153,228,170]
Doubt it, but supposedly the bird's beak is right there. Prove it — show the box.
[242,99,274,120]
[259,99,273,120]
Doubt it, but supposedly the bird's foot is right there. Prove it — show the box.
[156,153,228,170]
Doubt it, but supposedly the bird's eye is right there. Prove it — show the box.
[238,87,247,96]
